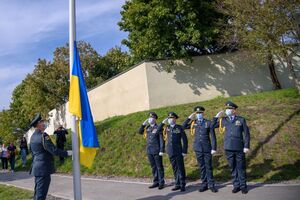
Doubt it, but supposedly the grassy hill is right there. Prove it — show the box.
[0,184,33,200]
[16,88,300,182]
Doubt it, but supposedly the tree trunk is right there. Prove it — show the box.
[284,52,300,94]
[267,53,282,90]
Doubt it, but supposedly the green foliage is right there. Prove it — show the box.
[2,41,133,135]
[0,110,17,144]
[118,0,224,62]
[93,46,133,82]
[55,88,300,182]
[217,0,300,90]
[218,0,299,63]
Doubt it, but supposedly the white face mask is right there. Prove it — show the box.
[196,113,203,120]
[225,109,233,117]
[148,117,156,125]
[168,118,175,125]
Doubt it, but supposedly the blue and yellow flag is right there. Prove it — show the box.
[69,41,100,168]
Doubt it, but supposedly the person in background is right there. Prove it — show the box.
[0,143,9,171]
[53,125,69,162]
[20,137,29,168]
[7,142,16,172]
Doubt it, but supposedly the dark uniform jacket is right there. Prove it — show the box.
[54,129,68,145]
[182,118,216,152]
[157,124,188,156]
[30,129,68,176]
[138,124,164,154]
[212,116,250,151]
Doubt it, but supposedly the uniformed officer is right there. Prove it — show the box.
[138,112,165,189]
[29,114,72,200]
[53,125,69,162]
[213,101,250,194]
[182,106,218,193]
[157,112,188,192]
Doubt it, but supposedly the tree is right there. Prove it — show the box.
[8,41,104,128]
[0,109,17,144]
[52,41,103,91]
[118,0,224,62]
[218,0,300,91]
[8,41,134,131]
[10,81,29,130]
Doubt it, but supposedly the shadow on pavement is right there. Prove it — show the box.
[136,184,199,200]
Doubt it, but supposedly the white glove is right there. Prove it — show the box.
[67,150,73,156]
[215,110,224,118]
[162,118,168,124]
[159,152,164,156]
[188,112,196,120]
[142,119,148,126]
[211,150,216,155]
[182,153,187,157]
[243,148,249,153]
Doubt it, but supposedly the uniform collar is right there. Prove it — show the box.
[150,123,156,127]
[227,115,236,122]
[196,118,205,123]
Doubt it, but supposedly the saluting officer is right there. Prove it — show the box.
[157,112,188,192]
[29,114,72,200]
[213,101,250,194]
[138,112,165,189]
[182,106,218,193]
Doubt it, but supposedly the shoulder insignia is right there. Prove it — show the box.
[43,133,52,142]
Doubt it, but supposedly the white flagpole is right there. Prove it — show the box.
[69,0,82,199]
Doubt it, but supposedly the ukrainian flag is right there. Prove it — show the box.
[69,41,100,168]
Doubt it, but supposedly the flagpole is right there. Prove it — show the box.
[69,0,82,199]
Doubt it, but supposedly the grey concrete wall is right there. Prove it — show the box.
[43,62,150,136]
[42,51,299,136]
[146,51,300,109]
[88,62,150,121]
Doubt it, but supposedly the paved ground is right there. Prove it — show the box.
[0,171,300,200]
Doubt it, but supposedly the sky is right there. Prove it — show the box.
[0,0,127,110]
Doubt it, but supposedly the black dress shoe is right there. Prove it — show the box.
[241,188,248,194]
[210,187,218,193]
[172,186,181,191]
[180,186,186,192]
[199,186,208,192]
[149,183,159,189]
[232,187,240,193]
[158,184,164,190]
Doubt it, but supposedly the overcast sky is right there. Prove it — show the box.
[0,0,127,109]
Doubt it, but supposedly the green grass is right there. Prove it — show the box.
[0,184,33,200]
[17,88,300,182]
